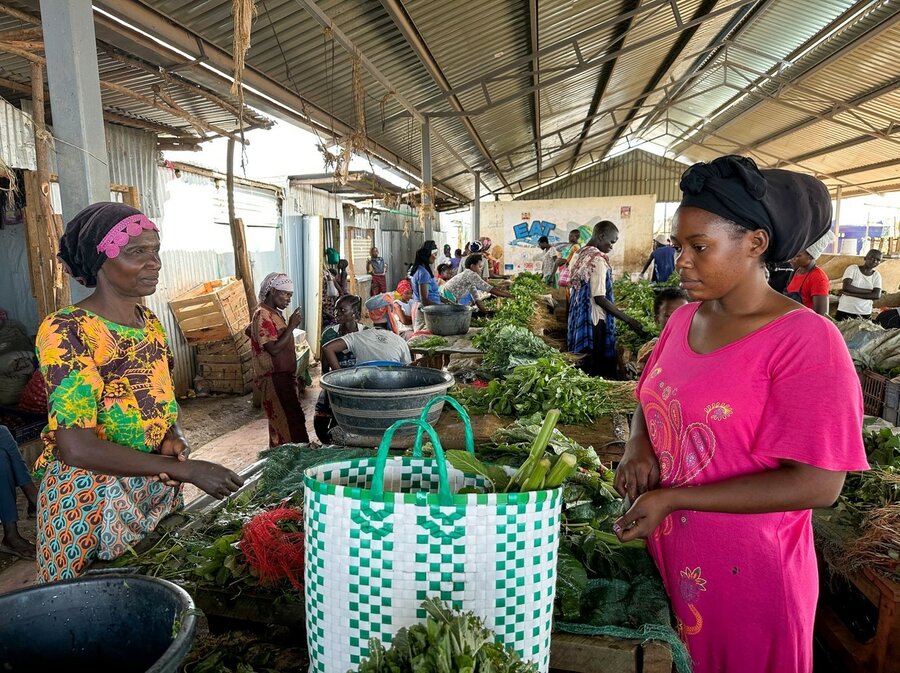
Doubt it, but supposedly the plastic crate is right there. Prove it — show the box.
[861,370,888,418]
[885,380,900,410]
[0,407,47,443]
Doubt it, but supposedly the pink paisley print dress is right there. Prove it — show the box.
[636,303,868,673]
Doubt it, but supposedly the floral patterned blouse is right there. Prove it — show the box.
[34,305,178,480]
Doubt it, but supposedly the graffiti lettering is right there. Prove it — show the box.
[513,220,557,240]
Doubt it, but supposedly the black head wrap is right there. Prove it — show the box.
[679,155,832,263]
[58,202,158,287]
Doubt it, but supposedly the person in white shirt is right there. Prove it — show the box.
[836,249,883,320]
[322,318,412,371]
[535,236,559,286]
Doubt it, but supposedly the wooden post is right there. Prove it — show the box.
[31,61,69,312]
[22,171,51,318]
[226,137,256,318]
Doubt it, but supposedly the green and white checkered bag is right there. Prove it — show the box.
[303,396,562,673]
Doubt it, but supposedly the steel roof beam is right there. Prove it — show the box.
[596,0,719,168]
[402,0,758,117]
[668,1,899,154]
[528,0,541,176]
[290,0,487,195]
[90,0,469,204]
[629,0,769,141]
[565,0,639,175]
[507,101,876,197]
[376,0,511,192]
[829,158,900,179]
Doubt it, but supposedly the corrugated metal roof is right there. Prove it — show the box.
[0,0,270,144]
[8,0,898,199]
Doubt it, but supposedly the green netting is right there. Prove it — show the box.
[555,577,692,673]
[255,444,376,503]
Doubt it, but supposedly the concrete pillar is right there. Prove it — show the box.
[40,0,110,223]
[472,171,481,241]
[421,116,433,241]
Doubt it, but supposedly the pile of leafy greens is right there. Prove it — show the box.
[355,599,537,673]
[450,357,637,425]
[612,273,680,353]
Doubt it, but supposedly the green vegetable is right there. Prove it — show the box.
[545,453,578,488]
[555,544,589,621]
[452,358,637,425]
[445,450,510,492]
[522,458,551,492]
[408,335,450,352]
[477,324,557,373]
[491,413,602,469]
[355,599,537,673]
[507,409,560,492]
[612,273,681,354]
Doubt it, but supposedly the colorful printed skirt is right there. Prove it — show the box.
[36,460,181,582]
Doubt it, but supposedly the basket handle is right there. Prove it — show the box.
[412,395,475,458]
[372,419,453,506]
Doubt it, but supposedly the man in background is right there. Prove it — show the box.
[366,247,387,296]
[641,235,677,282]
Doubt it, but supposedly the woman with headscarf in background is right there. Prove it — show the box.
[784,230,835,315]
[613,156,868,673]
[568,220,646,378]
[249,273,309,447]
[365,279,414,335]
[35,203,243,582]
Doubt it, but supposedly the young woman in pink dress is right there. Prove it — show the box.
[613,155,869,673]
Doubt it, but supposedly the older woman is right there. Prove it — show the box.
[614,157,868,673]
[249,273,309,447]
[35,203,242,582]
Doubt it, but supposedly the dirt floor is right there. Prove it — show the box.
[177,392,265,449]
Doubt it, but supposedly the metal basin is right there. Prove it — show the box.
[422,304,472,336]
[320,366,454,437]
[0,573,196,673]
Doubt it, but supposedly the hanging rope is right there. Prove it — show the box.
[231,0,257,168]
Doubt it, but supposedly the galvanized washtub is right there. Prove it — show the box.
[421,304,472,336]
[320,366,454,438]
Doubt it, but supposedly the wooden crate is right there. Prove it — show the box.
[169,277,250,344]
[196,332,254,395]
[550,632,672,673]
[816,565,900,673]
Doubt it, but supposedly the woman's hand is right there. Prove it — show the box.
[172,460,244,499]
[614,434,660,501]
[613,489,673,542]
[288,307,303,330]
[155,428,190,486]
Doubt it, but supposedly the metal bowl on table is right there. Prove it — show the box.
[320,365,454,438]
[421,304,472,336]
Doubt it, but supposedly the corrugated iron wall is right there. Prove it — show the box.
[105,123,163,218]
[517,150,684,203]
[0,97,35,170]
[379,207,422,290]
[148,165,284,396]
